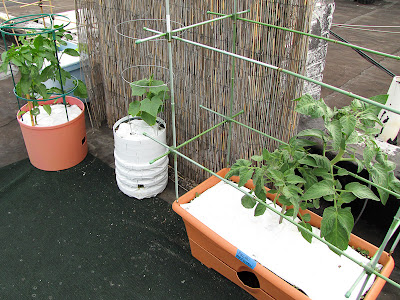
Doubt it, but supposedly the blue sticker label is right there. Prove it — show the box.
[235,249,256,269]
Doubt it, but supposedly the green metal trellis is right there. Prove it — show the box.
[134,1,400,299]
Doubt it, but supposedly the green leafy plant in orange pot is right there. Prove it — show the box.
[0,14,88,171]
[173,94,398,300]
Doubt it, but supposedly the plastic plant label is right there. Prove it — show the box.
[235,249,256,269]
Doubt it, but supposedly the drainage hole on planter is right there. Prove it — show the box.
[138,184,145,189]
[82,137,86,145]
[237,271,260,289]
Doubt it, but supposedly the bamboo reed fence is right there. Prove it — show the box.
[75,0,313,184]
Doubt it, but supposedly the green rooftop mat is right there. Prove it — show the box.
[0,154,252,299]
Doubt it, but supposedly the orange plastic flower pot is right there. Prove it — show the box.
[17,96,88,171]
[172,168,395,300]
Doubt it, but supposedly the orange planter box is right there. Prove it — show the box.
[172,168,395,300]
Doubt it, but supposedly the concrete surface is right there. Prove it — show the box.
[0,0,399,299]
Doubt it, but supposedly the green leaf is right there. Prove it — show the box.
[354,157,364,173]
[140,96,163,118]
[297,128,326,141]
[238,169,253,187]
[268,168,284,186]
[128,100,141,117]
[313,198,320,209]
[285,208,295,216]
[302,180,335,200]
[35,83,48,100]
[31,107,40,116]
[299,156,317,168]
[335,179,342,190]
[320,207,354,251]
[293,150,306,161]
[254,203,267,216]
[298,167,318,190]
[294,94,324,118]
[285,174,306,184]
[389,173,400,197]
[241,195,256,209]
[33,35,44,49]
[312,168,331,180]
[232,159,252,169]
[17,110,26,116]
[309,154,331,171]
[1,50,8,63]
[11,57,23,67]
[302,213,311,222]
[42,42,56,52]
[225,168,240,179]
[363,146,376,167]
[254,180,267,202]
[140,111,157,126]
[133,78,151,86]
[345,182,379,201]
[262,149,271,161]
[251,155,263,162]
[130,82,147,96]
[63,48,80,57]
[338,192,356,205]
[278,195,292,206]
[368,94,389,116]
[38,65,54,82]
[0,60,8,73]
[292,138,316,148]
[288,194,301,217]
[287,184,303,196]
[22,53,33,62]
[340,115,357,138]
[298,221,313,243]
[345,131,360,145]
[351,99,364,111]
[74,80,88,99]
[18,74,31,96]
[33,56,44,70]
[325,120,342,151]
[336,168,349,176]
[42,104,51,115]
[59,68,72,83]
[149,80,168,95]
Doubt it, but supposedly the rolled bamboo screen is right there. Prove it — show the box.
[76,0,313,184]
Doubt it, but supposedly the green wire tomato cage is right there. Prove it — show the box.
[0,14,80,121]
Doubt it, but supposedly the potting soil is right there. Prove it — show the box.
[20,104,82,127]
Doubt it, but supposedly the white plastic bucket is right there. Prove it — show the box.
[113,116,169,199]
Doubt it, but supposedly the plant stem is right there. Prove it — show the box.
[26,95,34,126]
[330,147,345,165]
[340,158,355,162]
[279,205,286,224]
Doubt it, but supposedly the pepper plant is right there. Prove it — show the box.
[128,75,169,126]
[0,25,87,126]
[226,94,400,251]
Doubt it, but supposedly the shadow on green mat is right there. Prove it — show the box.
[0,154,252,299]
